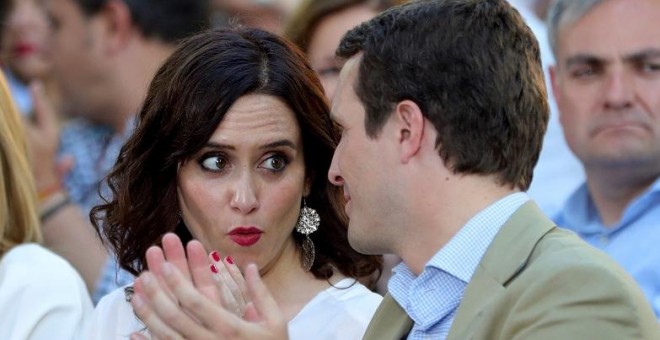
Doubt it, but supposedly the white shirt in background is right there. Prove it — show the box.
[0,244,93,340]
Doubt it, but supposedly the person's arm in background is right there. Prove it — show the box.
[23,82,107,294]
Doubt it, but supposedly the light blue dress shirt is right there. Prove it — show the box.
[389,193,529,339]
[555,178,660,318]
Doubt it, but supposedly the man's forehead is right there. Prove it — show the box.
[331,54,361,117]
[556,0,660,62]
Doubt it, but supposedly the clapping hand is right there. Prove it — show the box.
[129,233,288,340]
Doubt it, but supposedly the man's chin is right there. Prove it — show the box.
[348,230,383,255]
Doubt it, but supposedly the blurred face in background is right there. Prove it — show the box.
[551,0,660,172]
[45,0,110,118]
[307,4,377,100]
[1,0,53,82]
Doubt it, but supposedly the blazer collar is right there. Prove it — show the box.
[447,201,556,339]
[362,293,414,340]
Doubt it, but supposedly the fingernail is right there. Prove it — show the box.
[211,251,220,262]
[226,256,234,264]
[210,264,218,273]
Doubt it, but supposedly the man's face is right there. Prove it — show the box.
[328,56,397,255]
[46,0,106,116]
[551,0,660,173]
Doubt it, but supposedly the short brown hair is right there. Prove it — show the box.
[337,0,549,190]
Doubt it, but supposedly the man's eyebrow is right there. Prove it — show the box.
[623,48,660,63]
[565,54,606,68]
[564,49,660,68]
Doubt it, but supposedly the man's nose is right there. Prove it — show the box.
[603,69,634,111]
[328,150,344,187]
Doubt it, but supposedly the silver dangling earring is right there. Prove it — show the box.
[296,198,320,271]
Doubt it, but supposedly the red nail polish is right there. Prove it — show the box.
[210,264,218,273]
[211,251,220,262]
[226,256,234,264]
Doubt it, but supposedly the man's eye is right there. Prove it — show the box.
[200,156,228,172]
[572,67,597,78]
[640,62,660,74]
[261,155,287,171]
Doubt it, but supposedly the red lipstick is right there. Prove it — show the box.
[14,43,36,57]
[228,226,263,247]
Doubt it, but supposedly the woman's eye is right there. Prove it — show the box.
[200,156,227,172]
[261,155,287,171]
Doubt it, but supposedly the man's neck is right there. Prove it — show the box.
[586,165,660,227]
[398,173,518,275]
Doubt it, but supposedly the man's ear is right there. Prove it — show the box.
[549,65,560,103]
[549,64,569,127]
[99,0,133,55]
[395,100,425,164]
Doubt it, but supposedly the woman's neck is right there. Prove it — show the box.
[260,247,343,321]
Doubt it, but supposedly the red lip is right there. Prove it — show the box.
[228,227,263,247]
[14,43,36,57]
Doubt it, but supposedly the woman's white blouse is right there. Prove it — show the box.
[89,277,382,339]
[288,278,383,339]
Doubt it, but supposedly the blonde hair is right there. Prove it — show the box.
[0,71,41,257]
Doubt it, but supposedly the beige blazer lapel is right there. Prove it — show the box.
[447,201,555,340]
[362,294,413,340]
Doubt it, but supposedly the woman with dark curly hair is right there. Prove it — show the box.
[87,27,383,339]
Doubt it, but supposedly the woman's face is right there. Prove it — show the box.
[1,0,52,81]
[177,94,308,273]
[307,4,378,100]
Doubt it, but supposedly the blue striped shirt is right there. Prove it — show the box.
[389,193,529,339]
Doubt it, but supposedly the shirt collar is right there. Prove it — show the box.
[558,177,660,234]
[389,192,529,307]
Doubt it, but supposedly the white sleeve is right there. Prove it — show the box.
[84,285,148,340]
[0,244,93,340]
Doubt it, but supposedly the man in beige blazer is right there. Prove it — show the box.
[362,202,658,339]
[328,0,660,338]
